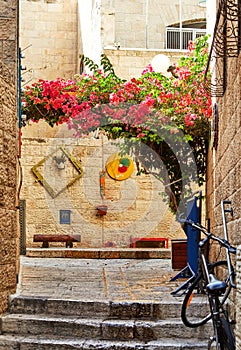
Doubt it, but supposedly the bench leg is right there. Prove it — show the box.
[42,242,49,248]
[66,241,73,248]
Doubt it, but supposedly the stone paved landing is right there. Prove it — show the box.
[16,256,179,302]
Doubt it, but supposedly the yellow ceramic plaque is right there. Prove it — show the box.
[106,153,134,181]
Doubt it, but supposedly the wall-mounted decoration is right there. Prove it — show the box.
[31,146,83,198]
[104,240,116,247]
[99,170,106,199]
[53,149,66,170]
[60,210,71,224]
[106,153,134,181]
[96,204,108,216]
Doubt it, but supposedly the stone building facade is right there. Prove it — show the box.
[101,0,206,50]
[20,0,206,250]
[20,0,206,81]
[0,1,18,314]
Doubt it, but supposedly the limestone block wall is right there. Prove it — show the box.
[206,54,241,342]
[20,0,79,80]
[104,48,183,81]
[0,64,18,314]
[20,0,205,83]
[21,122,185,249]
[206,54,241,248]
[236,246,241,349]
[101,0,206,50]
[0,0,18,76]
[0,0,18,315]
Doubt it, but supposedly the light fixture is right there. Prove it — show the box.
[198,0,206,7]
[151,54,171,76]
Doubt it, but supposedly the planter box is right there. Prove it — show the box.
[171,239,187,270]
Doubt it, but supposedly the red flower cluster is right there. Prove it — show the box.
[22,36,212,141]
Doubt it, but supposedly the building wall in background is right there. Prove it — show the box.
[21,122,185,249]
[20,0,206,81]
[20,0,78,80]
[101,0,206,50]
[21,0,206,249]
[103,48,182,81]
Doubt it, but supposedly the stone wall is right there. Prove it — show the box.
[101,0,206,50]
[20,0,78,80]
[0,0,18,76]
[21,122,185,249]
[0,63,18,314]
[104,48,183,81]
[20,0,205,82]
[0,0,18,315]
[206,54,241,248]
[206,53,241,345]
[236,247,241,350]
[0,64,18,313]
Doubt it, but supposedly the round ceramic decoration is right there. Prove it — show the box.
[106,153,134,181]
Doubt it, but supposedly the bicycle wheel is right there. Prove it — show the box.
[181,261,232,328]
[219,316,235,350]
[208,316,235,350]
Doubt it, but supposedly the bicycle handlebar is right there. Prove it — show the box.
[178,216,236,255]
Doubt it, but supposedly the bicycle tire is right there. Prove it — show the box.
[181,261,232,328]
[219,316,235,350]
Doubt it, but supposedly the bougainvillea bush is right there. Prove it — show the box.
[22,36,212,212]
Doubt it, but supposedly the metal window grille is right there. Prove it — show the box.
[166,27,206,50]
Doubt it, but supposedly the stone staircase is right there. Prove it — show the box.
[0,295,211,350]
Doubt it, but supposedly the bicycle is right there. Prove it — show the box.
[178,200,236,350]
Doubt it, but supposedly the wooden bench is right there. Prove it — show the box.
[33,234,81,248]
[130,237,168,249]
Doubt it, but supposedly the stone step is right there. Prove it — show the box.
[0,334,209,350]
[9,296,185,319]
[0,313,211,341]
[9,296,209,320]
[3,293,212,349]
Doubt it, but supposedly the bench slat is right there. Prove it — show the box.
[33,234,81,248]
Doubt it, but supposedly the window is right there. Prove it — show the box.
[166,27,206,50]
[166,21,206,50]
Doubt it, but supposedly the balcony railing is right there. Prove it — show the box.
[166,27,206,50]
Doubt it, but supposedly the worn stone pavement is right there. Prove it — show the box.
[16,256,182,302]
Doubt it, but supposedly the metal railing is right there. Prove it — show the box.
[166,27,206,50]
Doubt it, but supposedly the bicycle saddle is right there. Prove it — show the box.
[207,274,227,294]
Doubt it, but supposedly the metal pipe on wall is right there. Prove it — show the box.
[179,0,183,50]
[146,0,149,49]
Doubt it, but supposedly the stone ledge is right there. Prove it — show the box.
[26,248,171,259]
